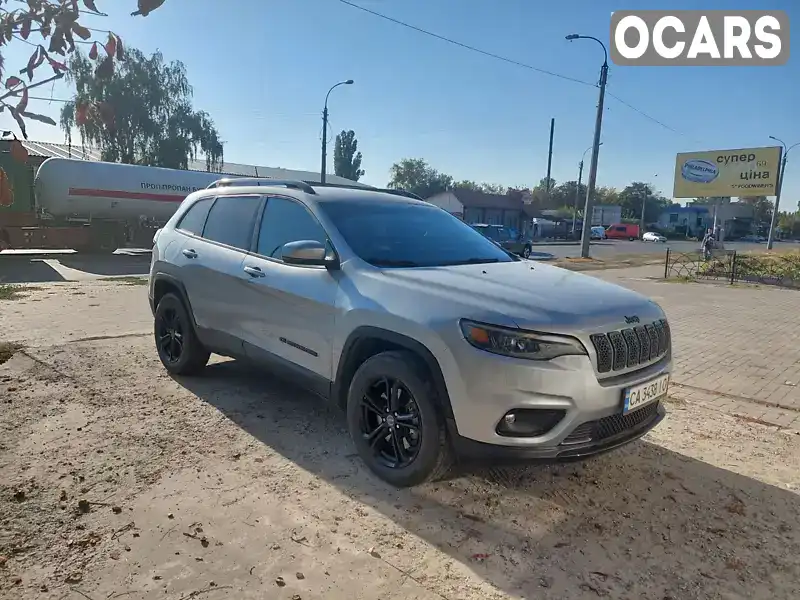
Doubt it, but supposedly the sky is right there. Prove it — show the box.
[4,0,799,206]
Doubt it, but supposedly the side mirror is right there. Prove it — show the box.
[281,240,339,269]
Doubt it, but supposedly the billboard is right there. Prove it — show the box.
[673,146,782,198]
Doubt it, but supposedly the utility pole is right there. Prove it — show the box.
[545,118,555,200]
[572,159,584,235]
[767,148,787,250]
[566,34,609,259]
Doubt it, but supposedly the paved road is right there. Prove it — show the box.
[533,239,798,259]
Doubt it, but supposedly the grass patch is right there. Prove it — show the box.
[556,254,664,272]
[0,284,30,300]
[0,341,22,365]
[111,276,148,286]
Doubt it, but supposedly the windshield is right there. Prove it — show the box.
[319,200,516,268]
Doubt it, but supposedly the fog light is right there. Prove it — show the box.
[496,409,566,437]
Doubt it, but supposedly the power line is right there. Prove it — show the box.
[336,0,692,139]
[337,0,596,89]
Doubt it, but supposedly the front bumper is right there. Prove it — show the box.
[449,400,665,465]
[439,328,672,450]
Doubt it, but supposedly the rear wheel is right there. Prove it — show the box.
[522,245,532,259]
[153,293,209,375]
[346,351,452,487]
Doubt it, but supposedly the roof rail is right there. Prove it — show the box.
[377,188,424,200]
[206,178,317,194]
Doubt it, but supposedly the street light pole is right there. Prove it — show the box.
[572,143,600,235]
[567,34,609,259]
[320,79,354,184]
[767,136,799,250]
[640,174,658,238]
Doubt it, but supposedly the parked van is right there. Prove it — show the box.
[605,223,640,241]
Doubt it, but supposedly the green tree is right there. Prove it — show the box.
[739,195,774,224]
[551,180,588,211]
[0,0,168,139]
[618,182,670,223]
[388,158,453,198]
[60,48,223,170]
[333,129,364,181]
[453,180,507,194]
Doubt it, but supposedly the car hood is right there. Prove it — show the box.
[376,260,662,331]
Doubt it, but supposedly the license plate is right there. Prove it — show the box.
[623,374,669,414]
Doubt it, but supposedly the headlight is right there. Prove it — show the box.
[460,320,587,361]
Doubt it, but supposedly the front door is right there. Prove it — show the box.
[238,195,339,383]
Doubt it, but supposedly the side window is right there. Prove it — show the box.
[256,197,328,259]
[616,226,626,232]
[176,198,213,235]
[202,195,262,251]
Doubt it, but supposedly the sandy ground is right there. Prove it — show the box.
[1,282,799,600]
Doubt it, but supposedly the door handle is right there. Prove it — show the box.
[182,248,198,259]
[243,265,266,278]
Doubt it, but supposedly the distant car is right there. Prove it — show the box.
[590,226,606,240]
[642,232,667,243]
[605,223,640,241]
[471,223,534,258]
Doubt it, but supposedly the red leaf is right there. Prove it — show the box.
[48,58,67,74]
[22,48,44,81]
[8,107,28,140]
[71,23,91,41]
[89,42,98,60]
[20,111,57,126]
[20,18,32,40]
[104,33,116,57]
[133,0,166,17]
[5,76,22,89]
[16,86,29,114]
[115,36,124,61]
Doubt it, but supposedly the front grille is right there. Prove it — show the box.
[590,319,670,374]
[560,401,661,446]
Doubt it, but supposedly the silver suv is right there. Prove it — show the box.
[148,179,672,487]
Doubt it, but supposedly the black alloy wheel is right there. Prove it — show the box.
[156,306,184,365]
[153,292,209,375]
[358,376,422,469]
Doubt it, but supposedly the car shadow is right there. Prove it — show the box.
[175,360,800,599]
[0,253,150,283]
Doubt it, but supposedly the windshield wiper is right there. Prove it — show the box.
[367,258,422,267]
[443,257,502,266]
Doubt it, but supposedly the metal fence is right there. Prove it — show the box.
[664,248,800,289]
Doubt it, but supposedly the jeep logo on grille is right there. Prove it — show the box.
[624,315,640,324]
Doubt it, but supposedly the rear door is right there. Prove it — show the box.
[238,196,340,383]
[179,194,264,353]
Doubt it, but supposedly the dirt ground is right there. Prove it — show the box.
[1,281,800,600]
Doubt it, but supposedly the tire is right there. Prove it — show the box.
[629,237,635,241]
[346,350,453,487]
[153,292,210,375]
[522,246,532,259]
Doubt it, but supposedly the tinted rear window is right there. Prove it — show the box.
[177,198,213,235]
[202,195,262,250]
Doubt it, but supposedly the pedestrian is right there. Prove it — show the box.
[701,228,714,261]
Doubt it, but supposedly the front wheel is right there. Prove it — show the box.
[522,245,532,259]
[346,351,452,487]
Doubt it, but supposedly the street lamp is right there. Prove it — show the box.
[766,135,800,249]
[641,174,658,238]
[320,79,354,184]
[572,142,602,235]
[566,33,609,258]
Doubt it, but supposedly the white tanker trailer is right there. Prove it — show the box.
[0,150,367,252]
